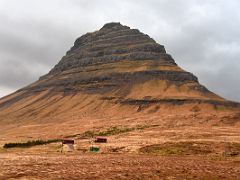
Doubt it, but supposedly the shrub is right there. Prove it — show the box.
[3,139,61,149]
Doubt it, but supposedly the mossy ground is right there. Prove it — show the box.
[139,141,240,156]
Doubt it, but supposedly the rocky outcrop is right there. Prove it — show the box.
[48,22,173,74]
[33,23,200,94]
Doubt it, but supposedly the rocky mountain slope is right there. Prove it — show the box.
[0,22,239,140]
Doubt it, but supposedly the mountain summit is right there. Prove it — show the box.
[0,22,239,130]
[15,22,222,100]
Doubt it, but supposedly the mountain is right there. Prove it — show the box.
[0,22,239,140]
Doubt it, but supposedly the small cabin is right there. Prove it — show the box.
[62,139,75,152]
[94,137,107,143]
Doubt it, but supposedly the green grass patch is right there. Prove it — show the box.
[139,141,240,157]
[81,124,156,137]
[66,124,157,139]
[79,126,135,138]
[3,139,61,149]
[139,142,214,156]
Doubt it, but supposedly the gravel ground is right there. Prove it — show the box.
[0,153,239,180]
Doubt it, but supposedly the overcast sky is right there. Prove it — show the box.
[0,0,240,101]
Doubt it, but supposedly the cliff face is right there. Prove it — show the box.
[13,23,219,98]
[0,22,239,125]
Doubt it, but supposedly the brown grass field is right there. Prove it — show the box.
[0,114,240,179]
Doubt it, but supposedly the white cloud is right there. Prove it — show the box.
[0,86,15,98]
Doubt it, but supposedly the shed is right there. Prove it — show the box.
[94,137,107,143]
[62,139,75,152]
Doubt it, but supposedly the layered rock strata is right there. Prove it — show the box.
[0,22,239,116]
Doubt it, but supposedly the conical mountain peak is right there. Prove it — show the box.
[0,22,239,127]
[49,23,168,74]
[100,22,127,30]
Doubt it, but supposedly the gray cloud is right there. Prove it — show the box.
[0,0,240,101]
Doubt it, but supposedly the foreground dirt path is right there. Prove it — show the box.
[0,153,239,180]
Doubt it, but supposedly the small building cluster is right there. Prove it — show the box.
[61,136,108,153]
